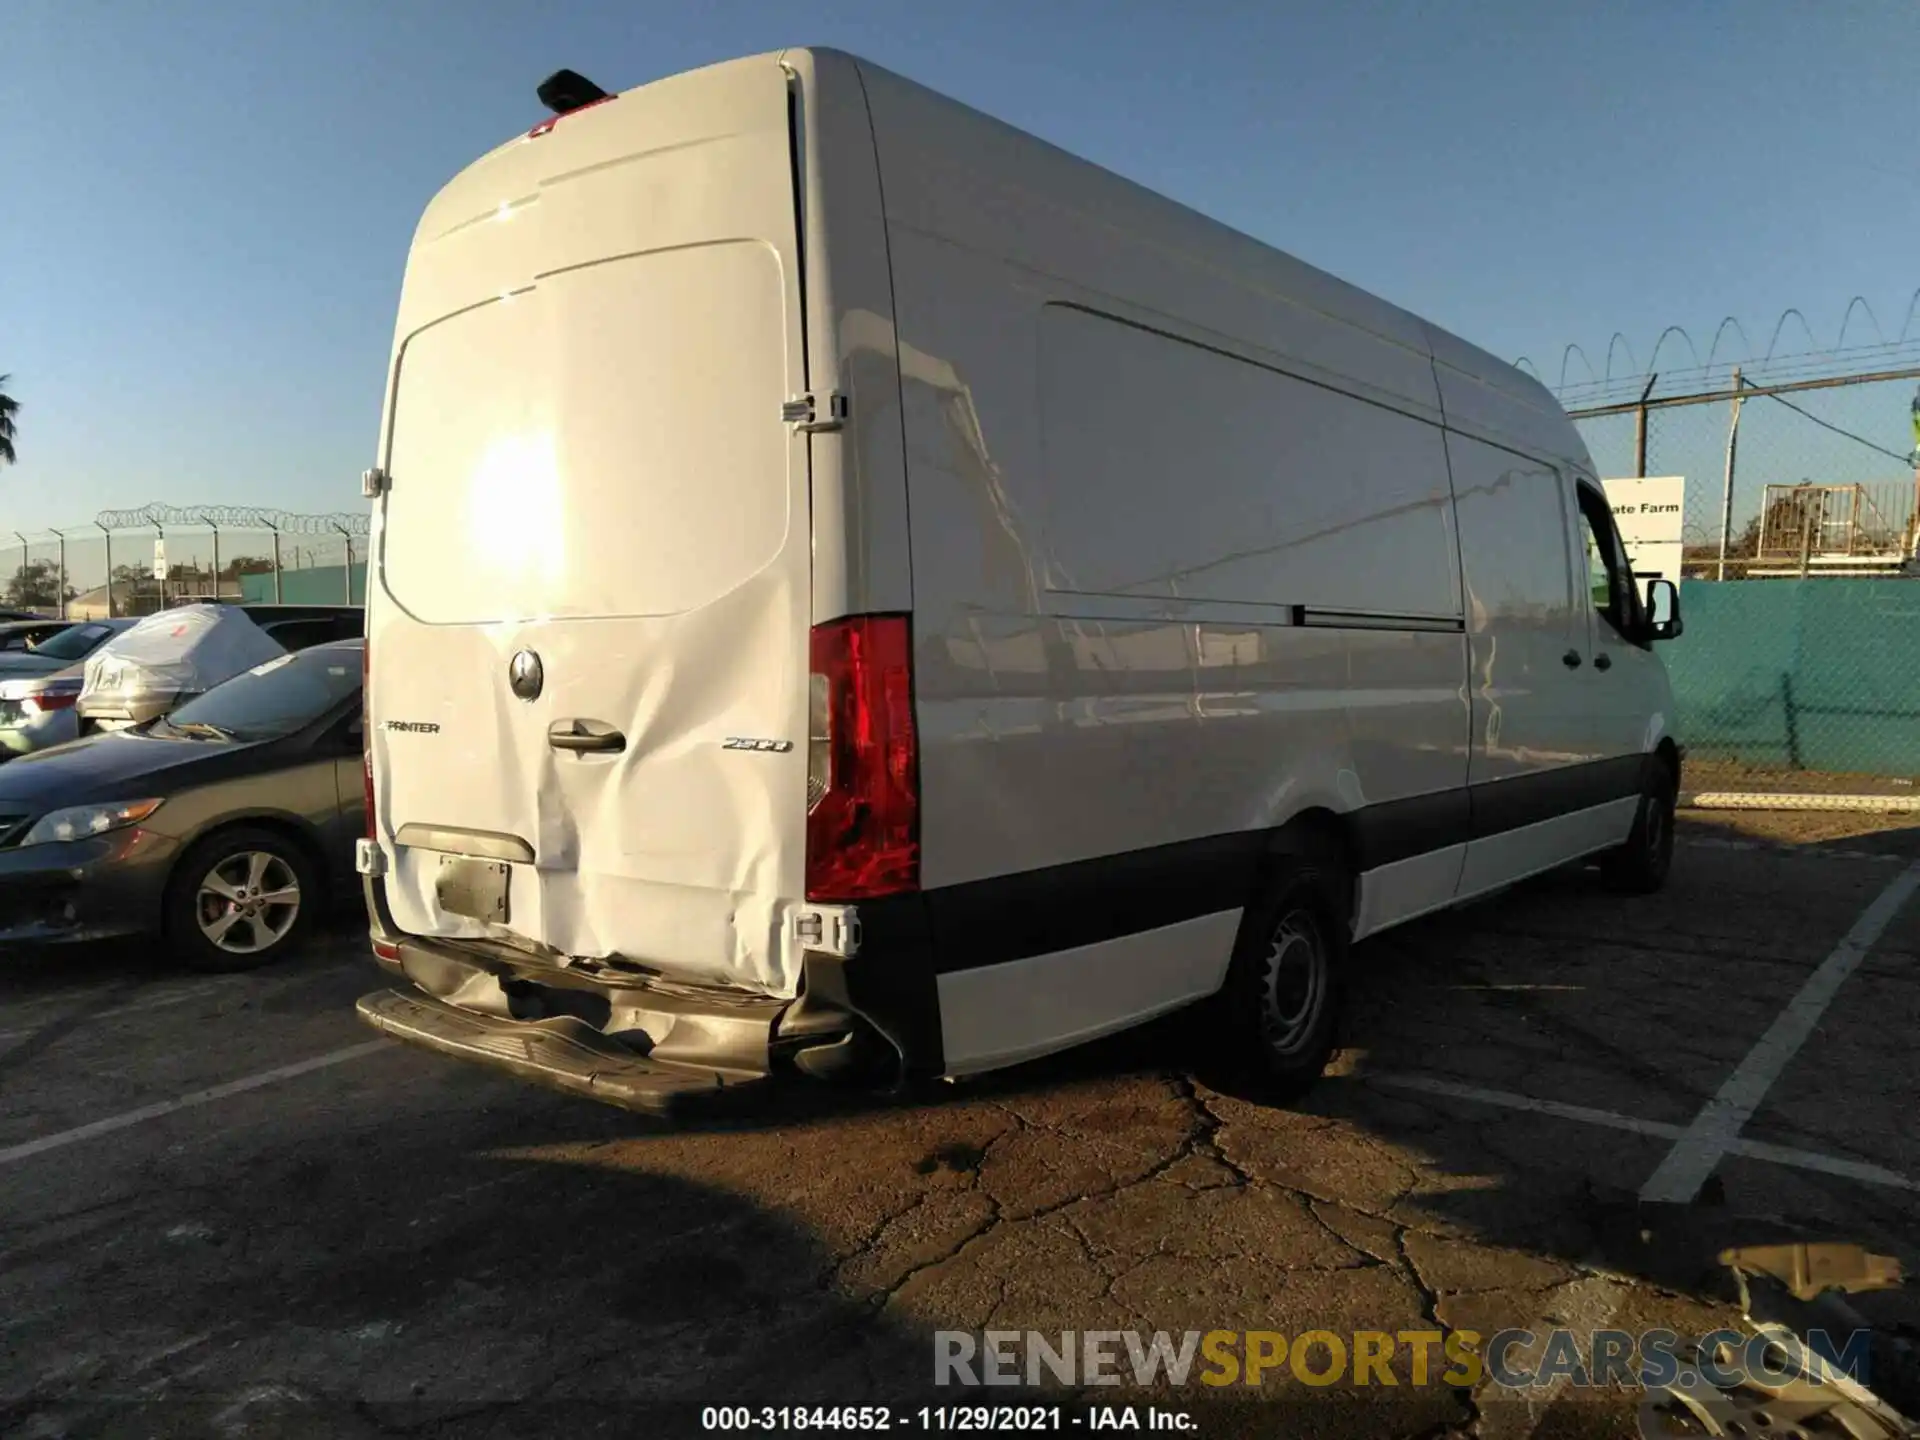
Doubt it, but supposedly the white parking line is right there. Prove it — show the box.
[1375,1073,1677,1141]
[0,978,225,1020]
[0,1040,390,1167]
[1639,858,1920,1203]
[0,953,364,1045]
[0,983,226,1044]
[1372,1073,1916,1193]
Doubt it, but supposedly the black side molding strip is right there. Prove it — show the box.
[1469,753,1645,839]
[1350,788,1473,871]
[914,754,1650,979]
[924,830,1264,976]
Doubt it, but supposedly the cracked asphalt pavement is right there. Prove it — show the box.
[3,814,1917,1439]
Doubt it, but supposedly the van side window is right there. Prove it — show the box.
[1578,512,1613,613]
[1574,484,1642,639]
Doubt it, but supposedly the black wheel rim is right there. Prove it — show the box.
[1259,908,1327,1058]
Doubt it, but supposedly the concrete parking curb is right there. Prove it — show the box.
[1679,791,1920,814]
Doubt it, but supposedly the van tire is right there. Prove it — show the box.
[1214,854,1349,1101]
[165,826,321,973]
[1601,759,1678,895]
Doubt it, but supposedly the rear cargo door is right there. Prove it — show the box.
[369,66,814,996]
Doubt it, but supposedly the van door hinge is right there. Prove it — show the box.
[361,467,390,498]
[782,391,849,434]
[793,904,861,958]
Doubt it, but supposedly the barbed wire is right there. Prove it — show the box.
[23,503,369,539]
[1516,288,1920,407]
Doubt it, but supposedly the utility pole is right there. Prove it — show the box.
[1632,373,1659,477]
[51,529,67,619]
[1717,367,1743,581]
[97,521,113,618]
[1910,386,1920,564]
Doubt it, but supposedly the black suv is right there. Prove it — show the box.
[224,604,365,652]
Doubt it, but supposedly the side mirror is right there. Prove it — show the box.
[1646,578,1683,642]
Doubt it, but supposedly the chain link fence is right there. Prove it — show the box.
[1568,358,1920,797]
[3,504,368,620]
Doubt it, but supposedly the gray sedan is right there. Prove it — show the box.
[0,621,139,757]
[0,639,365,969]
[0,620,95,677]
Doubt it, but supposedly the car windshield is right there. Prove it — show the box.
[160,645,361,743]
[30,623,117,663]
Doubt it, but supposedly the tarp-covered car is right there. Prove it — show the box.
[77,606,288,732]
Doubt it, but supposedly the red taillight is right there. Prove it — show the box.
[805,615,919,902]
[362,643,375,841]
[25,692,77,714]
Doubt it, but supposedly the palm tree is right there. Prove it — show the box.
[0,374,18,466]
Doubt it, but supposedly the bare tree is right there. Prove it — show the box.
[0,374,17,466]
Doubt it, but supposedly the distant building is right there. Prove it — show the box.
[65,575,244,621]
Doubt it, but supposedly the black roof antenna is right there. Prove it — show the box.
[536,69,609,116]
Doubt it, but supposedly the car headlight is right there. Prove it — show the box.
[19,798,164,847]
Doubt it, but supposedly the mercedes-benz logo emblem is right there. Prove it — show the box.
[508,649,544,701]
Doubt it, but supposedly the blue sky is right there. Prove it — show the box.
[3,0,1916,535]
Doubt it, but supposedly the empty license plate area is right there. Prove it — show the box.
[436,855,511,925]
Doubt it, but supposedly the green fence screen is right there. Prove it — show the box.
[240,563,365,607]
[1669,578,1920,780]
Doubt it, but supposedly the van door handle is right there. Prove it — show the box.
[1562,650,1583,668]
[547,720,626,754]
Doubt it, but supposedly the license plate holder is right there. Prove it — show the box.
[436,856,511,925]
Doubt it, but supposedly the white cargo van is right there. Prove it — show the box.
[355,49,1685,1110]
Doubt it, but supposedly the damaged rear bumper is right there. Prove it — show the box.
[357,874,943,1111]
[356,987,761,1114]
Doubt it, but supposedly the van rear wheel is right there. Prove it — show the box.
[1215,855,1349,1100]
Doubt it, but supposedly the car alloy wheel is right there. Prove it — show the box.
[195,849,303,956]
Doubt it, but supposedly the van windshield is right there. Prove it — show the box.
[379,241,790,625]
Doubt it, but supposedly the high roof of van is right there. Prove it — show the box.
[409,47,1585,472]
